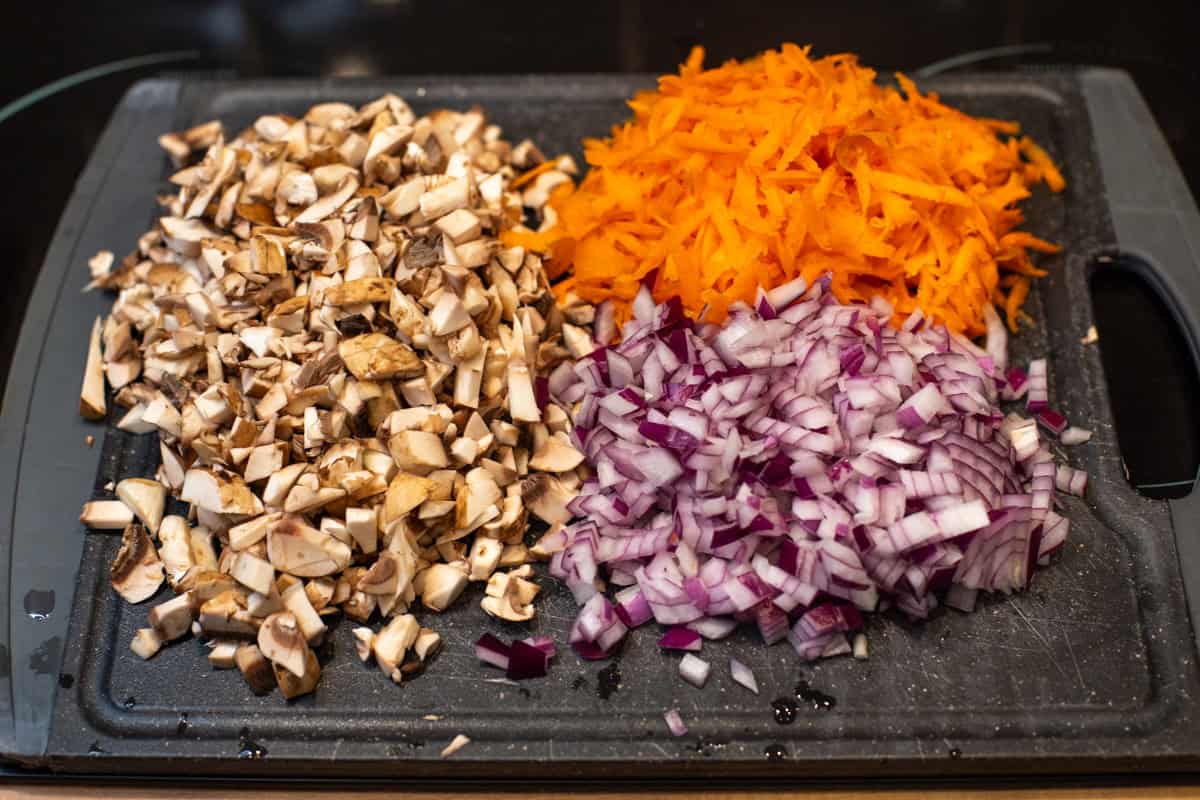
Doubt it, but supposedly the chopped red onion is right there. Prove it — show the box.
[548,279,1084,668]
[1026,359,1048,412]
[1055,464,1088,497]
[476,634,554,679]
[658,626,703,651]
[664,708,688,737]
[522,636,557,658]
[687,616,739,639]
[507,640,552,680]
[678,653,711,688]
[1060,426,1092,445]
[1036,408,1068,435]
[729,658,759,694]
[944,583,978,612]
[1001,365,1029,401]
[474,633,510,670]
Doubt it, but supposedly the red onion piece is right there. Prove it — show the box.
[522,636,557,658]
[1026,359,1048,412]
[474,633,511,670]
[729,658,760,694]
[678,653,711,688]
[658,626,703,651]
[664,708,688,737]
[506,640,551,680]
[1036,408,1068,435]
[1055,464,1088,497]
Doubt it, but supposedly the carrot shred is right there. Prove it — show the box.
[503,44,1066,336]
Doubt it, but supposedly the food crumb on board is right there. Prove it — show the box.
[440,734,470,758]
[422,714,442,722]
[85,434,95,447]
[1081,325,1098,344]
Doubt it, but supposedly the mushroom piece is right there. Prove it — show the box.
[419,562,468,612]
[388,430,448,475]
[561,323,594,359]
[480,567,539,622]
[280,580,327,644]
[79,316,106,421]
[338,333,423,381]
[467,537,502,582]
[157,515,195,588]
[372,613,420,683]
[506,361,540,423]
[383,473,435,524]
[80,500,134,530]
[142,398,183,440]
[208,640,240,669]
[111,523,165,603]
[229,551,275,595]
[130,628,164,660]
[528,435,585,474]
[429,293,471,336]
[115,477,166,535]
[344,506,377,555]
[244,442,287,484]
[520,473,573,525]
[263,463,307,508]
[498,543,528,568]
[247,589,283,618]
[257,612,311,679]
[324,277,395,307]
[189,527,220,572]
[266,514,352,577]
[198,590,259,638]
[116,403,156,434]
[352,627,376,662]
[413,628,442,661]
[148,592,196,641]
[228,513,277,551]
[358,550,404,597]
[235,644,276,696]
[180,469,264,516]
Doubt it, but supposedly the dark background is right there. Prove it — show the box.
[1,0,1198,491]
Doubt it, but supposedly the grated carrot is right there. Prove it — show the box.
[502,44,1065,336]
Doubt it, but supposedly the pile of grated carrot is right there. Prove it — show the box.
[502,44,1065,336]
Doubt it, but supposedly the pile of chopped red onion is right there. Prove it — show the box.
[539,276,1088,664]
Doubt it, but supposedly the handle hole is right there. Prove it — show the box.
[1091,257,1200,499]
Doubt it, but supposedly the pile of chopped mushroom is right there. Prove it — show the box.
[78,95,595,698]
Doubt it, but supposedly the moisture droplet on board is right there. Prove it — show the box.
[23,589,54,621]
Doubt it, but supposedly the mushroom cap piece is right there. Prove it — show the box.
[110,523,165,603]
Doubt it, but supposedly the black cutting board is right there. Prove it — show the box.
[3,71,1200,781]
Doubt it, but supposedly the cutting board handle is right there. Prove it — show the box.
[1082,68,1200,651]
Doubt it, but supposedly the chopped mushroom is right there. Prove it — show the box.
[371,613,420,683]
[110,523,164,603]
[257,612,311,679]
[80,316,106,420]
[115,478,166,535]
[420,562,468,612]
[130,628,164,660]
[236,644,276,696]
[80,500,134,530]
[352,627,376,661]
[148,592,195,641]
[78,93,588,702]
[440,734,471,758]
[208,640,240,669]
